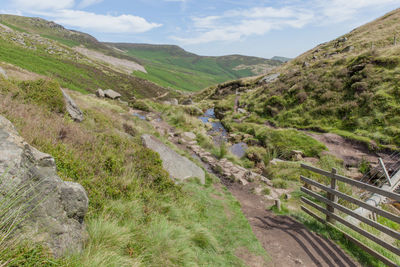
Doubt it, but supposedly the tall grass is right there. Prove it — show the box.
[0,86,269,266]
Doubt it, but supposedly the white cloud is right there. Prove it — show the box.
[43,10,162,33]
[12,0,75,10]
[173,6,314,44]
[317,0,400,23]
[8,0,162,34]
[172,0,399,45]
[77,0,103,9]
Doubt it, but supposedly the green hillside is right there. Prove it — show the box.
[0,15,173,99]
[108,43,282,91]
[196,8,400,150]
[0,14,283,92]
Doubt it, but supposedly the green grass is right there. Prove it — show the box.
[116,44,280,91]
[0,85,269,266]
[0,38,171,99]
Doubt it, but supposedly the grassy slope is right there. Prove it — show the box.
[0,14,282,92]
[197,8,400,149]
[0,18,174,99]
[110,43,282,91]
[0,77,268,266]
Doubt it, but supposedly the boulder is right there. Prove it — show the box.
[237,108,247,114]
[0,66,7,79]
[170,98,178,105]
[259,73,280,84]
[141,134,205,184]
[291,150,304,161]
[61,89,83,122]
[0,115,88,257]
[104,89,121,100]
[181,132,196,141]
[96,88,105,98]
[181,98,193,105]
[342,45,354,53]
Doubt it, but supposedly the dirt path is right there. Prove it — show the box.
[229,184,360,267]
[133,109,361,266]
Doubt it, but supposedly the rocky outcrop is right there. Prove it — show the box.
[258,73,279,84]
[181,98,193,105]
[142,134,205,184]
[181,132,196,141]
[96,88,105,98]
[104,89,121,100]
[61,89,84,122]
[188,144,268,186]
[0,115,88,257]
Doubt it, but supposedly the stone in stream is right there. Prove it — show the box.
[141,134,205,184]
[0,115,88,257]
[61,89,84,122]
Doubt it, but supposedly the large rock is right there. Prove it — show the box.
[141,134,205,184]
[0,115,88,257]
[104,89,121,100]
[258,73,280,84]
[181,98,193,105]
[61,89,84,122]
[181,132,196,141]
[96,88,105,98]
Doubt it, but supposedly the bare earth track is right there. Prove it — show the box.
[229,183,360,267]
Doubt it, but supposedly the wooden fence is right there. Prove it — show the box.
[300,164,400,267]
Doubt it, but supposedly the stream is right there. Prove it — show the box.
[199,108,247,158]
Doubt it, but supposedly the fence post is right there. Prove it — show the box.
[326,168,337,223]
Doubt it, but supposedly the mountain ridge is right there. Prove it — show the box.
[0,14,284,91]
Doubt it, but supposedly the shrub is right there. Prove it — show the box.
[129,100,151,112]
[18,79,65,113]
[272,179,288,189]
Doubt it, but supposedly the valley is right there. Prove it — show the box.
[0,7,400,267]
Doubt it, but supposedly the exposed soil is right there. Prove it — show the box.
[228,183,360,267]
[306,132,392,167]
[74,46,147,74]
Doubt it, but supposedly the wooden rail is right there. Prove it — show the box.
[300,164,400,267]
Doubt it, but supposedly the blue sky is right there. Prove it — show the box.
[1,0,399,58]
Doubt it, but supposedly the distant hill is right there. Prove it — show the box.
[271,56,291,62]
[0,14,284,92]
[197,8,400,149]
[107,43,283,91]
[0,14,173,99]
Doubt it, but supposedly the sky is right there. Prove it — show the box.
[1,0,399,58]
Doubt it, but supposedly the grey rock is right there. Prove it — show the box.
[342,45,354,53]
[0,66,7,79]
[302,61,310,67]
[181,98,193,105]
[181,132,196,141]
[61,89,83,122]
[0,115,88,257]
[96,88,105,98]
[141,134,205,184]
[237,108,247,114]
[170,98,178,105]
[104,89,122,100]
[259,73,280,84]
